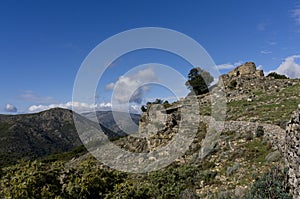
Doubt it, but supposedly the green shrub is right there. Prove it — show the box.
[1,161,63,198]
[228,80,238,89]
[226,163,240,176]
[267,72,288,79]
[58,157,126,198]
[255,126,264,137]
[244,166,291,199]
[0,157,126,199]
[105,181,152,199]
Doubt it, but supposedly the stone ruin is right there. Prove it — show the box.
[215,62,296,104]
[219,62,264,88]
[227,62,264,77]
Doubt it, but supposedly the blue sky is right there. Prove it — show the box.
[1,0,300,114]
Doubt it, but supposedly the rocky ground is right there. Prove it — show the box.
[111,63,299,198]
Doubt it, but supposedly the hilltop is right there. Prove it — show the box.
[200,62,300,125]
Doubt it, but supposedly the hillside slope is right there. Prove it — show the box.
[0,108,124,167]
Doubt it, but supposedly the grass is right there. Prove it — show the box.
[226,80,300,124]
[243,138,272,163]
[204,132,277,197]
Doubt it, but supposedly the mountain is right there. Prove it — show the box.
[0,108,130,167]
[82,111,140,136]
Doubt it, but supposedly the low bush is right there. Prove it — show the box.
[255,126,264,137]
[244,166,291,199]
[267,72,288,79]
[228,80,238,89]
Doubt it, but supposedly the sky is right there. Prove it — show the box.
[1,0,300,114]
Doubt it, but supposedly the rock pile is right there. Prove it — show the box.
[284,104,300,198]
[138,97,200,153]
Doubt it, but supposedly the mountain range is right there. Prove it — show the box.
[0,108,140,167]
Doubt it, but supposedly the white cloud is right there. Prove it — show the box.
[106,67,158,104]
[267,41,277,46]
[257,65,263,70]
[105,82,115,90]
[257,22,267,31]
[130,104,142,113]
[18,90,56,103]
[27,101,142,114]
[291,5,300,24]
[261,50,272,54]
[27,101,112,113]
[4,104,17,113]
[216,64,235,70]
[268,55,300,78]
[216,61,243,70]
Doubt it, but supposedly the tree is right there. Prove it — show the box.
[185,67,214,95]
[267,72,288,79]
[141,105,147,112]
[153,99,164,104]
[141,99,170,112]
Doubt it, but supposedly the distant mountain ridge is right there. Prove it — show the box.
[0,108,140,167]
[82,111,140,136]
[0,108,81,167]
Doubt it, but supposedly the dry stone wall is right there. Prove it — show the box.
[284,105,300,198]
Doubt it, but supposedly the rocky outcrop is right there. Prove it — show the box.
[139,104,176,152]
[284,105,300,198]
[216,62,296,106]
[227,62,264,78]
[138,97,199,153]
